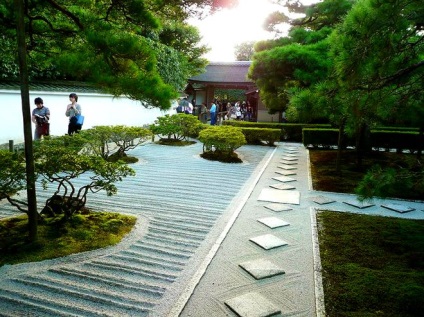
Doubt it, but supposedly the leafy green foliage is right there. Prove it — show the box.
[199,126,246,155]
[0,0,225,109]
[150,113,203,141]
[33,135,135,220]
[80,125,152,160]
[0,150,28,212]
[241,127,280,146]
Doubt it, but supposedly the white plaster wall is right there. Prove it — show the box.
[257,109,280,123]
[1,90,175,145]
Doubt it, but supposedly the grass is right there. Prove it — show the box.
[309,149,423,199]
[317,211,424,317]
[0,211,136,267]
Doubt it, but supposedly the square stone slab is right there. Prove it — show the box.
[381,203,415,213]
[250,234,289,250]
[272,176,296,183]
[283,153,298,157]
[343,200,375,209]
[281,156,298,161]
[279,160,297,165]
[277,165,297,170]
[258,188,300,205]
[257,217,290,229]
[285,150,298,154]
[225,292,281,317]
[264,203,293,212]
[239,258,285,280]
[311,195,336,205]
[275,170,296,176]
[270,183,296,190]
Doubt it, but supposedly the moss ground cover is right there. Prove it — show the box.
[0,211,136,267]
[317,211,424,317]
[309,149,423,200]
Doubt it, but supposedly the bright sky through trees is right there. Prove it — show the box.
[188,0,283,61]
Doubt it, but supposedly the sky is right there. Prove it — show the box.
[188,0,286,61]
[188,0,283,61]
[188,0,320,62]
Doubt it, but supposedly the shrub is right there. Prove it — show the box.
[199,126,246,156]
[150,114,203,142]
[80,125,151,160]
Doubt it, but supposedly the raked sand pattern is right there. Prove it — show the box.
[0,143,273,317]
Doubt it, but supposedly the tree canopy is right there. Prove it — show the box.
[1,0,238,109]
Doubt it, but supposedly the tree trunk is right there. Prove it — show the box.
[336,118,346,174]
[15,0,38,241]
[417,127,423,160]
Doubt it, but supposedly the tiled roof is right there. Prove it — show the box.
[0,81,102,93]
[189,62,254,84]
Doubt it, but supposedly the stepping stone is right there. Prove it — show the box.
[381,203,415,213]
[258,188,300,205]
[257,217,290,229]
[343,200,375,209]
[239,258,285,280]
[281,156,298,161]
[278,165,297,170]
[264,203,293,212]
[272,176,296,183]
[279,160,297,165]
[311,195,336,205]
[250,234,288,250]
[225,292,281,317]
[275,170,296,176]
[283,153,298,157]
[270,183,295,190]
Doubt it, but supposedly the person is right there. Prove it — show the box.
[228,103,237,120]
[209,101,217,125]
[31,97,50,140]
[176,97,186,113]
[184,100,193,114]
[65,93,82,135]
[246,102,253,121]
[199,102,208,123]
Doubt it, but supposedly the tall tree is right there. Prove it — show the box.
[248,0,354,118]
[5,0,236,241]
[234,41,256,61]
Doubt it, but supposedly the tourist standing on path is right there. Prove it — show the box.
[66,93,82,135]
[209,101,217,125]
[32,97,50,140]
[199,102,208,123]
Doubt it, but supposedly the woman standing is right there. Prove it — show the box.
[65,93,82,135]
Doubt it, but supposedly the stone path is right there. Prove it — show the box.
[1,142,423,317]
[179,144,424,317]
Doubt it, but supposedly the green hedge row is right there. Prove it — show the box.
[303,128,422,152]
[223,121,331,142]
[240,127,281,146]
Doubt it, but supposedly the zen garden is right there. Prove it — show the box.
[0,1,423,317]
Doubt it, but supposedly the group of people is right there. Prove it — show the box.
[31,93,83,140]
[186,99,253,125]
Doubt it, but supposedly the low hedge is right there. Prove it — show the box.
[223,121,331,142]
[303,128,421,152]
[241,127,280,146]
[370,130,421,152]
